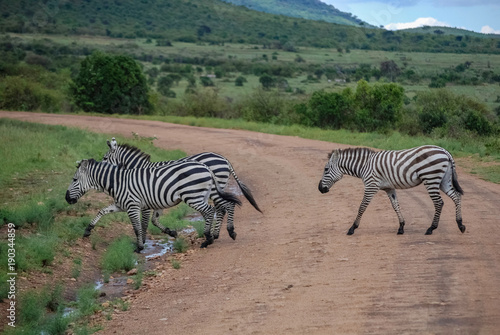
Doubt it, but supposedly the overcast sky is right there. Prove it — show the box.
[321,0,500,34]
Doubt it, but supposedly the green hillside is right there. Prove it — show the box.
[220,0,369,26]
[0,0,499,53]
[402,26,500,39]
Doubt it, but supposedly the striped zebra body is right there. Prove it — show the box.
[66,159,241,251]
[318,145,465,235]
[101,138,261,241]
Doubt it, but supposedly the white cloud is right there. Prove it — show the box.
[481,25,500,34]
[385,17,449,30]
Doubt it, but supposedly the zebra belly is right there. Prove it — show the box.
[377,173,422,190]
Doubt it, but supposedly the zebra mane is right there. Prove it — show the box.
[118,144,152,162]
[328,147,375,159]
[77,158,97,168]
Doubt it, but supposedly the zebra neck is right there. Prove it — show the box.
[338,151,371,179]
[91,163,118,197]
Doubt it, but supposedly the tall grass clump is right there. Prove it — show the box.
[3,285,69,335]
[101,235,137,274]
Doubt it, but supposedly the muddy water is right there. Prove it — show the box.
[95,226,198,300]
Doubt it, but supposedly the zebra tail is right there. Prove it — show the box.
[227,161,263,213]
[206,165,242,207]
[452,165,464,195]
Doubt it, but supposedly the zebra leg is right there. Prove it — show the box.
[127,205,145,253]
[84,203,123,237]
[348,188,377,235]
[212,206,227,240]
[443,188,466,234]
[191,203,215,248]
[385,189,406,235]
[424,183,444,235]
[226,203,237,240]
[140,210,151,245]
[151,210,177,238]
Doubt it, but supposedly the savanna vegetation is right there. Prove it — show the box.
[0,119,197,334]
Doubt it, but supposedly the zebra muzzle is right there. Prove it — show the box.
[318,182,329,194]
[65,190,77,204]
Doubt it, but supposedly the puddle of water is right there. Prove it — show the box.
[144,238,174,260]
[94,226,197,296]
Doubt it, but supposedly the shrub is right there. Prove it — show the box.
[414,89,495,137]
[353,80,404,132]
[235,76,247,86]
[307,89,354,129]
[200,76,214,87]
[71,52,152,114]
[0,76,62,113]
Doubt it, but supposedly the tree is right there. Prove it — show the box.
[259,74,275,89]
[71,52,151,114]
[380,60,400,82]
[235,76,247,87]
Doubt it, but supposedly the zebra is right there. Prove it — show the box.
[66,159,241,252]
[100,137,261,240]
[318,145,465,235]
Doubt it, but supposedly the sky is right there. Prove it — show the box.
[321,0,500,34]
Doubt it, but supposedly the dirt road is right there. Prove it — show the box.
[2,112,500,334]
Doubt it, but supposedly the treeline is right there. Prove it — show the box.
[1,39,499,145]
[1,0,500,54]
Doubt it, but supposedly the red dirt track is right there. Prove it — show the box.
[2,111,500,334]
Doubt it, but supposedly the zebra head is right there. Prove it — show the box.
[66,159,94,204]
[103,138,118,164]
[318,150,343,194]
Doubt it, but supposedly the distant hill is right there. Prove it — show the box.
[402,26,500,39]
[0,0,499,53]
[220,0,370,26]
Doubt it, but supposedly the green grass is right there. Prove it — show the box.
[173,237,189,253]
[101,235,137,274]
[3,285,69,335]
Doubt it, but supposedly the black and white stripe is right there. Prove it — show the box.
[66,159,241,251]
[101,138,261,240]
[318,145,465,235]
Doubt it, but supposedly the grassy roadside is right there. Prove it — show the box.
[0,118,191,334]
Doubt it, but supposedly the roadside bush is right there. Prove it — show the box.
[307,89,354,129]
[0,76,62,113]
[353,80,404,132]
[241,88,287,123]
[414,89,496,137]
[174,88,231,118]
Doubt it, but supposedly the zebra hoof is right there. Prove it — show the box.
[166,230,177,238]
[347,228,356,235]
[425,228,434,235]
[83,229,92,238]
[459,225,466,233]
[397,229,404,235]
[134,247,143,253]
[229,231,237,240]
